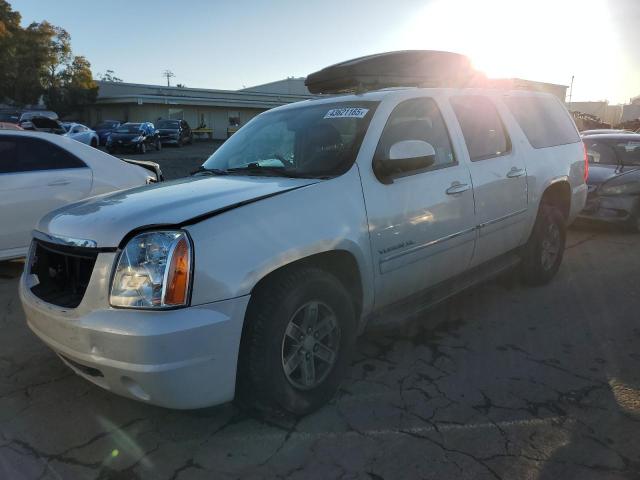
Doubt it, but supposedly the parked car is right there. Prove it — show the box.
[156,119,193,146]
[19,51,587,415]
[580,134,640,231]
[581,129,636,136]
[93,120,122,146]
[0,122,22,130]
[19,110,59,122]
[0,130,159,261]
[19,116,66,134]
[0,110,20,124]
[62,122,100,147]
[106,122,161,154]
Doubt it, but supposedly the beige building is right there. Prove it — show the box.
[85,79,313,140]
[568,101,623,126]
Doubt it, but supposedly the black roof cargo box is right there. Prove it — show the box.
[305,50,479,94]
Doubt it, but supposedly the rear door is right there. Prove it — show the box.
[0,136,92,252]
[361,96,477,308]
[449,95,528,267]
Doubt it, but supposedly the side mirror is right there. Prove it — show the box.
[376,140,436,183]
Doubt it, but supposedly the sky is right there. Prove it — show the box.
[10,0,640,104]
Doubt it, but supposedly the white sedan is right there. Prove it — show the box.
[0,130,158,261]
[62,122,100,147]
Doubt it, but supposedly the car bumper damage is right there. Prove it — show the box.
[579,192,638,224]
[19,254,249,409]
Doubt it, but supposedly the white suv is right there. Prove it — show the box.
[19,75,587,415]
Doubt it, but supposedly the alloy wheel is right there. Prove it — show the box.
[541,222,561,270]
[281,301,341,390]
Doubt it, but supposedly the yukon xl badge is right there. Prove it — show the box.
[378,240,415,256]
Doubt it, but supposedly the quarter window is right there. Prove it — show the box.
[450,96,511,161]
[374,97,456,179]
[504,95,580,149]
[0,136,86,174]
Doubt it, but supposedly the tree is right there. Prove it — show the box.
[0,0,22,102]
[0,1,98,114]
[98,70,123,82]
[45,55,98,116]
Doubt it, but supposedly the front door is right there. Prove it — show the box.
[449,95,528,267]
[361,97,477,308]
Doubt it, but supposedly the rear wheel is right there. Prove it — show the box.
[237,267,356,416]
[521,204,566,285]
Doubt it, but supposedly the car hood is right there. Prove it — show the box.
[37,175,317,248]
[587,164,640,186]
[158,128,179,134]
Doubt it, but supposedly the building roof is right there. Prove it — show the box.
[95,80,314,109]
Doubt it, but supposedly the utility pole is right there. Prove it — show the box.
[568,75,574,110]
[162,70,175,87]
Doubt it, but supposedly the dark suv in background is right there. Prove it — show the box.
[156,119,193,146]
[106,122,161,154]
[93,120,122,146]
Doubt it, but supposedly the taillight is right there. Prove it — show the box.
[583,143,589,182]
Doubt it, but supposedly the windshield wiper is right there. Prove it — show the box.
[226,163,305,178]
[191,166,229,176]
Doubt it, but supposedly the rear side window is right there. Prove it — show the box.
[0,136,86,174]
[504,95,580,148]
[450,96,511,161]
[374,97,456,174]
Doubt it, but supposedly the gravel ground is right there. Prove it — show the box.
[105,140,224,180]
[1,226,640,479]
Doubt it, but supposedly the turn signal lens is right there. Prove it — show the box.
[164,237,191,306]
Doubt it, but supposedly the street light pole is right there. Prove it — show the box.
[568,75,574,110]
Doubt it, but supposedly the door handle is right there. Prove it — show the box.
[48,180,70,186]
[446,182,470,195]
[506,167,526,178]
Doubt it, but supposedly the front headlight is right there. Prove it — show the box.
[600,181,640,196]
[110,230,192,309]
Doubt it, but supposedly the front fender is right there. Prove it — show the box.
[185,166,375,316]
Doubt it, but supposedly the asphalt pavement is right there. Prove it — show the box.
[1,226,640,479]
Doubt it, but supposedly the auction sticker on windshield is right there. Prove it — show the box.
[324,107,369,119]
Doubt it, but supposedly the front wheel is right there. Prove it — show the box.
[237,267,356,416]
[139,142,146,154]
[521,204,566,285]
[156,139,162,151]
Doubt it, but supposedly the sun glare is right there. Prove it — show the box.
[392,0,624,101]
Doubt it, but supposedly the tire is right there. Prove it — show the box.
[90,138,98,148]
[156,139,162,151]
[177,137,183,148]
[521,204,566,286]
[237,267,356,416]
[139,143,146,154]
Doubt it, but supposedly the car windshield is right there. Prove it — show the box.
[201,101,378,178]
[156,120,179,128]
[114,124,142,133]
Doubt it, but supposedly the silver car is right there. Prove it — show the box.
[20,86,587,415]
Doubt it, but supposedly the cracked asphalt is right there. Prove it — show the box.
[1,226,640,479]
